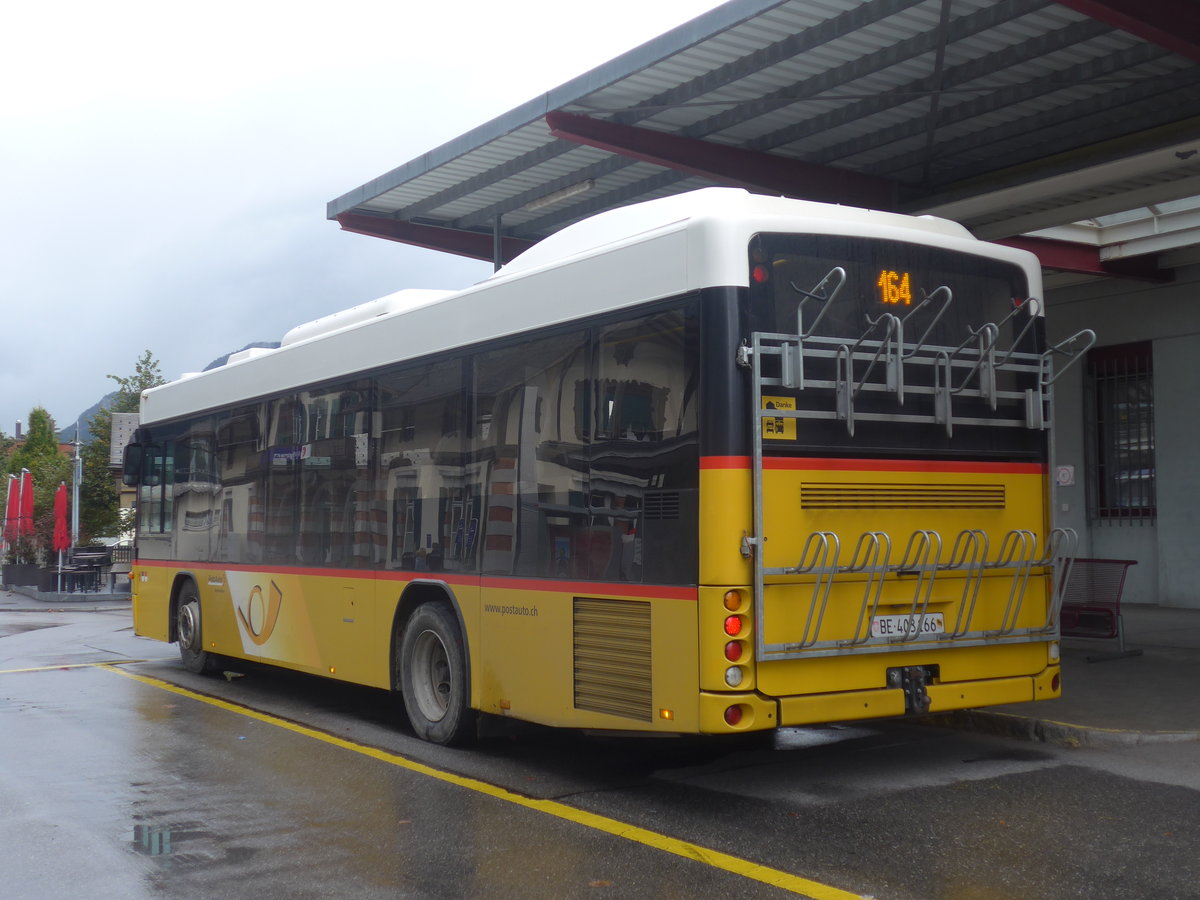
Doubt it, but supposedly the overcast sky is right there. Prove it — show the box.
[1,0,727,438]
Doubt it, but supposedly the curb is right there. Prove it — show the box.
[1,606,132,613]
[929,709,1200,747]
[3,585,131,604]
[1,588,132,614]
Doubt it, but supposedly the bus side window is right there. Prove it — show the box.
[474,330,589,578]
[214,405,264,564]
[378,359,466,572]
[590,305,699,584]
[137,443,172,534]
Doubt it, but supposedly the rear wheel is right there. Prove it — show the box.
[398,603,474,745]
[176,580,217,675]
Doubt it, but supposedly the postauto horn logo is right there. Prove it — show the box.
[236,581,283,646]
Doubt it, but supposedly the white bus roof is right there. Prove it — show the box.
[141,188,1040,427]
[491,187,975,278]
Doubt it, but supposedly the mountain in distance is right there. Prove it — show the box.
[57,391,118,443]
[59,342,281,442]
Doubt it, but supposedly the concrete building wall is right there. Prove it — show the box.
[1046,260,1200,608]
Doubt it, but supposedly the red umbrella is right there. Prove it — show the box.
[18,469,34,538]
[2,474,16,543]
[53,482,70,553]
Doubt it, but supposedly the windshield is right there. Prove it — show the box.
[749,233,1032,345]
[746,233,1045,461]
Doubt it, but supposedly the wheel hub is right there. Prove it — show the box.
[411,629,451,722]
[178,603,199,651]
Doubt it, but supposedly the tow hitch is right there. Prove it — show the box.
[887,665,938,715]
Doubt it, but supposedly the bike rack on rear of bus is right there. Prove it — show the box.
[741,524,1078,661]
[736,267,1090,661]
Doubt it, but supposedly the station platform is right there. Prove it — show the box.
[2,588,1196,745]
[938,603,1200,745]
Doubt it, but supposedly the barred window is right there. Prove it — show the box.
[1086,342,1155,523]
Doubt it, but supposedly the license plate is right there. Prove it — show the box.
[871,612,945,638]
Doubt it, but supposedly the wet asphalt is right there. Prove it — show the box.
[2,589,1198,898]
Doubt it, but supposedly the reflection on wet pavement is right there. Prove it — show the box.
[133,824,172,856]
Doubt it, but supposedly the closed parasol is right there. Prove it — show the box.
[17,469,33,538]
[54,481,71,591]
[2,474,16,544]
[53,482,70,553]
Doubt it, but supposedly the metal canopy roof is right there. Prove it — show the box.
[328,0,1200,278]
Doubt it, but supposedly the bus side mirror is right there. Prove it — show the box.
[122,444,144,486]
[123,444,162,487]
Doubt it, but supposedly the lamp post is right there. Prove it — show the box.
[71,423,82,550]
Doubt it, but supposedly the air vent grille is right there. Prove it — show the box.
[801,482,1006,509]
[643,491,680,520]
[573,597,652,721]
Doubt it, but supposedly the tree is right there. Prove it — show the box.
[109,349,165,414]
[8,407,60,473]
[79,350,167,540]
[78,420,119,540]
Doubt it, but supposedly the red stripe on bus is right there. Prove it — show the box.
[373,572,480,588]
[132,559,696,600]
[701,456,1046,474]
[135,559,399,583]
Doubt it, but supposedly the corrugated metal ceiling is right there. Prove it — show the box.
[328,0,1200,268]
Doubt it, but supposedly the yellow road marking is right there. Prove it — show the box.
[103,664,864,899]
[0,658,161,674]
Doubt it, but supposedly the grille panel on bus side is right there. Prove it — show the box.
[573,597,652,722]
[643,491,680,520]
[800,482,1006,509]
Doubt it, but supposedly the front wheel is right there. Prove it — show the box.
[398,603,474,745]
[177,581,217,675]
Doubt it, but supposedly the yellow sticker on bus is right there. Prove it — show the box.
[762,395,796,440]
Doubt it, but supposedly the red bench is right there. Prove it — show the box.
[1059,558,1141,661]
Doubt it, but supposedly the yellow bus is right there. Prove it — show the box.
[124,188,1090,745]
